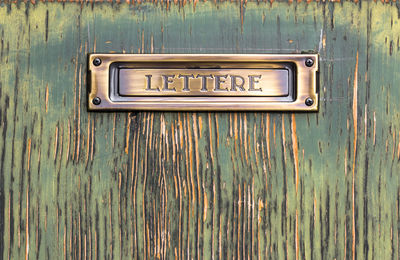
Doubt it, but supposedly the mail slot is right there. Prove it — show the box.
[88,54,318,111]
[117,68,290,96]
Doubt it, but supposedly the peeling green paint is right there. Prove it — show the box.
[0,1,399,259]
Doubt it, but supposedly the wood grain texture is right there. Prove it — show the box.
[0,1,399,259]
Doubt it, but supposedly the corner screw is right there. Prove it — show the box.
[305,97,314,106]
[305,58,314,67]
[93,58,102,66]
[92,97,101,105]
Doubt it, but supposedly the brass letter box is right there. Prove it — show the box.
[88,54,318,111]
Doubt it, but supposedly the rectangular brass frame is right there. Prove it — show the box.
[88,54,318,111]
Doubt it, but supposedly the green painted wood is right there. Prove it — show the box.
[0,1,399,259]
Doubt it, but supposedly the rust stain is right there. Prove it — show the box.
[59,127,63,161]
[257,198,262,260]
[266,114,271,170]
[237,183,241,259]
[25,186,29,260]
[234,113,238,155]
[261,133,267,174]
[112,113,116,148]
[208,113,214,164]
[198,115,203,138]
[352,51,358,260]
[345,149,348,176]
[281,114,286,162]
[219,215,222,260]
[8,193,10,257]
[146,222,150,258]
[229,113,233,137]
[240,0,244,30]
[94,230,97,260]
[187,113,195,203]
[373,111,376,145]
[192,114,202,255]
[398,132,400,159]
[141,30,145,54]
[171,123,176,166]
[178,114,183,147]
[84,235,87,260]
[273,119,276,145]
[66,120,71,163]
[212,183,216,259]
[142,113,151,260]
[76,64,82,162]
[258,199,264,223]
[291,114,299,194]
[251,180,255,257]
[253,120,259,167]
[239,114,244,165]
[215,114,219,148]
[173,175,178,199]
[364,104,367,141]
[392,130,396,160]
[192,113,200,174]
[86,114,91,164]
[78,214,81,260]
[151,34,154,54]
[244,113,249,164]
[344,218,347,260]
[63,223,66,259]
[295,209,299,260]
[125,113,131,154]
[203,191,208,222]
[108,191,113,258]
[91,119,95,161]
[234,113,238,141]
[27,138,31,171]
[45,84,49,113]
[149,113,154,149]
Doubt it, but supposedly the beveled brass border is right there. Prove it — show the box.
[88,54,318,111]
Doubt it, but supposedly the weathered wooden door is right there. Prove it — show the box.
[1,1,399,259]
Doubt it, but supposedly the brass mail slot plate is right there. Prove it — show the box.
[88,54,318,111]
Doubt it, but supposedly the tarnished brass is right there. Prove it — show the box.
[88,54,318,111]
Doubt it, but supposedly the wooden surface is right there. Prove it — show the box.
[0,1,399,259]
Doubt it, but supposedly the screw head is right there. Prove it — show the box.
[305,58,314,67]
[92,97,101,105]
[305,97,314,106]
[93,58,102,66]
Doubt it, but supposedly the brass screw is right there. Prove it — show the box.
[92,97,101,105]
[93,58,102,66]
[305,58,314,67]
[305,97,314,106]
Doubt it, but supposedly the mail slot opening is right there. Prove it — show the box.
[109,62,296,101]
